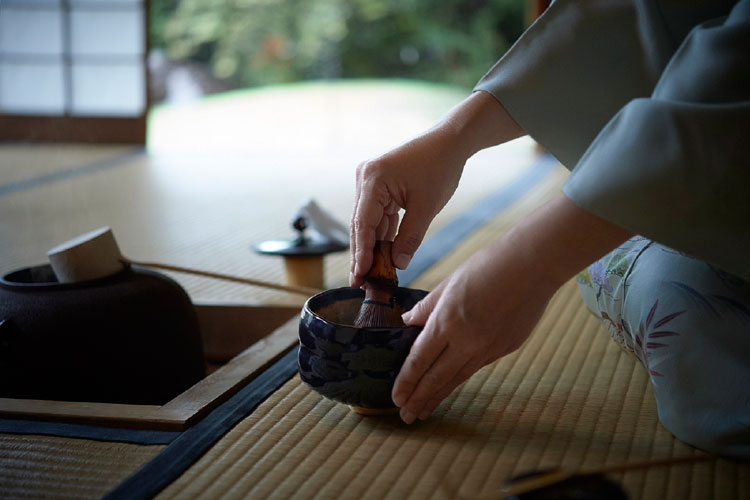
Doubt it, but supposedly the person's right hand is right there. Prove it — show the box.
[349,91,526,287]
[349,125,467,287]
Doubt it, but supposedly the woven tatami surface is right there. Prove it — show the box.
[156,166,749,500]
[0,142,536,308]
[0,434,164,499]
[2,82,747,497]
[0,144,134,186]
[0,82,537,308]
[155,288,748,499]
[0,84,543,498]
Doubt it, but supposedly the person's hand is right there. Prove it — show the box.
[392,227,557,423]
[391,194,633,423]
[349,126,466,288]
[349,91,525,288]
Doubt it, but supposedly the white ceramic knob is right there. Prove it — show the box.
[47,227,125,283]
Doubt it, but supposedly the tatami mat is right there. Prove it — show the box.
[0,85,550,498]
[0,144,134,187]
[152,164,748,500]
[0,140,537,308]
[155,282,748,500]
[0,433,164,499]
[3,84,747,497]
[3,154,746,498]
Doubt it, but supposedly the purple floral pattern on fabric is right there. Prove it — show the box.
[627,299,684,379]
[577,237,750,457]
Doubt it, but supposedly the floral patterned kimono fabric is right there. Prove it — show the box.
[475,0,750,457]
[578,238,750,458]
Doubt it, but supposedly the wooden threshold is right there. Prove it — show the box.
[0,303,300,431]
[0,115,147,144]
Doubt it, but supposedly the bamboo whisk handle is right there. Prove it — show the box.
[364,241,398,287]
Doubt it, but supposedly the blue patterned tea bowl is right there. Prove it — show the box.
[298,286,428,412]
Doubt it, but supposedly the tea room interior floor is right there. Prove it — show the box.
[0,80,538,308]
[1,81,747,499]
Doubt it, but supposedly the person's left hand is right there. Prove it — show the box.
[391,228,557,424]
[391,193,633,423]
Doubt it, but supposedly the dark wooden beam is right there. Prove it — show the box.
[0,115,147,144]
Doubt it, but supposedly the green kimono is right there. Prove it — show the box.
[475,0,750,457]
[475,0,749,280]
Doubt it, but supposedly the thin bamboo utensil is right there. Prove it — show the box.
[120,258,321,297]
[46,227,321,297]
[499,452,718,498]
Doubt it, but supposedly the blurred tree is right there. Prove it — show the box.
[150,0,182,49]
[151,0,523,89]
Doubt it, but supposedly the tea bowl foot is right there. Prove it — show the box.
[349,406,400,416]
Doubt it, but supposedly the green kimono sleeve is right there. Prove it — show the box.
[475,0,749,279]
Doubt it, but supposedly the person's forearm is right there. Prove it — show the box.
[436,90,526,161]
[504,193,634,289]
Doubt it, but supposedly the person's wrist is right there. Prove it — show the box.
[442,91,524,157]
[504,194,633,291]
[431,122,474,167]
[503,224,567,294]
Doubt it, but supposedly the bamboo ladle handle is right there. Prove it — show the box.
[47,227,322,297]
[440,452,717,499]
[119,258,322,297]
[499,452,718,497]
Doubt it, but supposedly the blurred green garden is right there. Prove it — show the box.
[150,0,525,93]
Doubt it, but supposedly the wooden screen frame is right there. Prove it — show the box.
[0,115,147,143]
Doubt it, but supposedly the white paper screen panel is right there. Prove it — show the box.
[0,62,66,114]
[71,63,144,115]
[0,0,62,5]
[70,9,144,56]
[0,9,64,55]
[0,5,66,114]
[0,0,146,118]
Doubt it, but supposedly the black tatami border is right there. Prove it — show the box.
[104,348,300,500]
[0,147,144,197]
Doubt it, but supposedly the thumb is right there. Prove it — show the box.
[402,286,442,326]
[392,207,432,270]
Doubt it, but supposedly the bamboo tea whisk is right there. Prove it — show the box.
[354,241,405,328]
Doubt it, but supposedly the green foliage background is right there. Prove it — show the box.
[151,0,524,89]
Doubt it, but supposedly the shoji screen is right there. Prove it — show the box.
[0,0,148,143]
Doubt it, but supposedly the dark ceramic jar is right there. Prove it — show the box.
[298,286,428,410]
[0,264,205,405]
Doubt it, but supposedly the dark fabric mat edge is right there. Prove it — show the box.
[0,419,179,445]
[103,348,300,500]
[0,147,144,197]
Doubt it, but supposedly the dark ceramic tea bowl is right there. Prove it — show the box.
[298,286,428,411]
